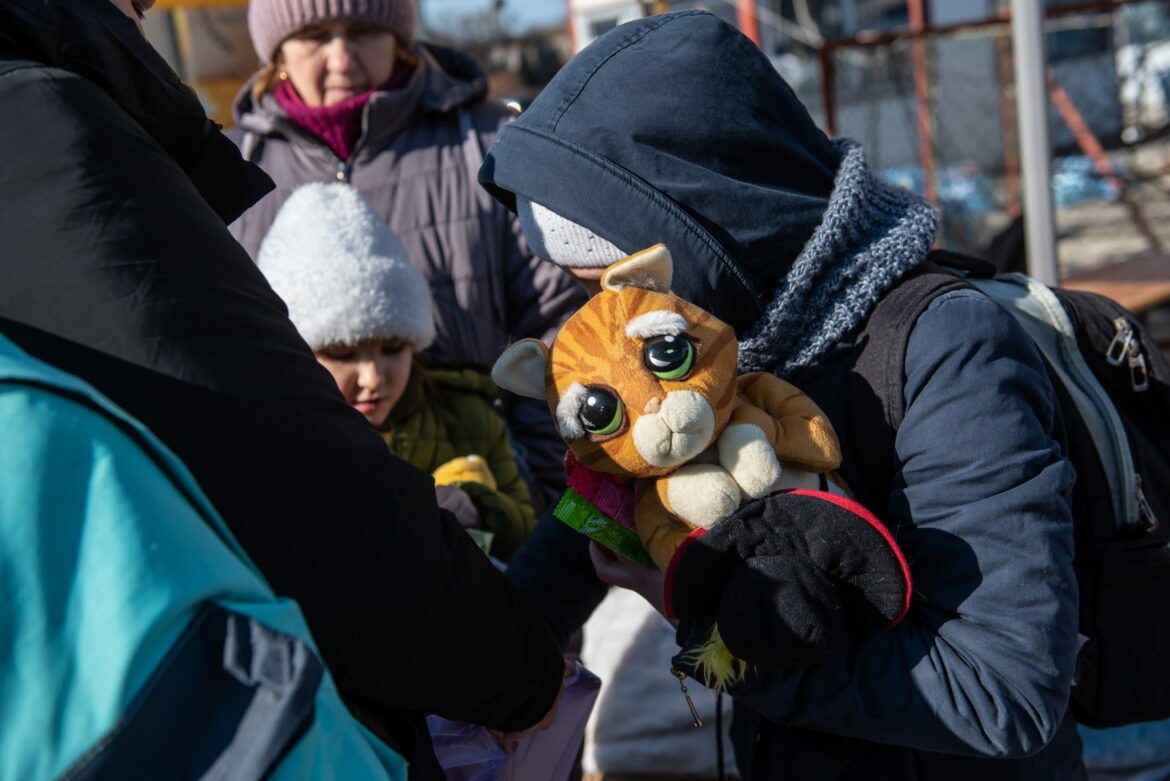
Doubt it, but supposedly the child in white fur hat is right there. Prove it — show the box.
[258,182,535,560]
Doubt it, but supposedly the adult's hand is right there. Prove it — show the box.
[588,541,674,624]
[489,659,575,748]
[434,484,481,529]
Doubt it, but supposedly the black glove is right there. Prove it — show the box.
[665,490,911,668]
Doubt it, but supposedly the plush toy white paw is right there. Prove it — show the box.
[717,423,782,499]
[665,463,742,528]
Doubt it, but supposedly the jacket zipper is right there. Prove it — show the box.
[273,119,356,183]
[1100,315,1161,532]
[672,668,703,727]
[1105,319,1159,531]
[278,94,377,184]
[1005,278,1139,529]
[336,94,379,183]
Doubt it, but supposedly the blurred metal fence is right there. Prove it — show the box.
[784,1,1170,278]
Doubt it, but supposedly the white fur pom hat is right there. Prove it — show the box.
[257,182,435,352]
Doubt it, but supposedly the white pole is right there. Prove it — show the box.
[1010,0,1060,285]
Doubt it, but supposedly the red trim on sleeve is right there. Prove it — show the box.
[662,526,708,620]
[781,489,913,628]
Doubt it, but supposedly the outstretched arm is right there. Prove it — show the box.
[0,67,564,735]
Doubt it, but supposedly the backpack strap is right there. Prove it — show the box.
[855,261,970,429]
[856,249,1002,429]
[829,258,968,508]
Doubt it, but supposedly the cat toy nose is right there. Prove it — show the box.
[643,397,663,415]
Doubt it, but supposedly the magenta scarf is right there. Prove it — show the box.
[275,61,415,161]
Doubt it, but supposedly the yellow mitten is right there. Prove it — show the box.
[432,454,497,491]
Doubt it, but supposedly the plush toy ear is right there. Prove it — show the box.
[601,244,673,294]
[491,338,551,400]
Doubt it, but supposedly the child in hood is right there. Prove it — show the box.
[480,10,1081,781]
[258,182,535,560]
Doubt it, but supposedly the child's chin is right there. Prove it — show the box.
[359,406,391,428]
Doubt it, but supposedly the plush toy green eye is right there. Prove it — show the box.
[644,335,695,380]
[580,387,624,435]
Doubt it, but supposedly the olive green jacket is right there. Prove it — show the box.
[382,366,536,560]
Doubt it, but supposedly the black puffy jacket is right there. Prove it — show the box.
[0,2,562,777]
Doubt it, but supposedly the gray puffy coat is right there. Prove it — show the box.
[228,43,587,505]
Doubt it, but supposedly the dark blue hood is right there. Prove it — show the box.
[479,10,838,334]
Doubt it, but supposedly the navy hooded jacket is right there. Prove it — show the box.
[483,11,1083,780]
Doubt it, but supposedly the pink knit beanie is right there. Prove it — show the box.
[248,0,416,64]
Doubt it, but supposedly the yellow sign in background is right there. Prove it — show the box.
[149,0,254,127]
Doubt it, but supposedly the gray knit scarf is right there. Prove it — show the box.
[737,139,939,378]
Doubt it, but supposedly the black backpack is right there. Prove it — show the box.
[791,250,1170,729]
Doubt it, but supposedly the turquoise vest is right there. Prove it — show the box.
[0,335,406,780]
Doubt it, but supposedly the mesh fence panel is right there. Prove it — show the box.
[808,2,1170,276]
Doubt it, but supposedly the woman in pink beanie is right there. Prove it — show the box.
[228,0,586,517]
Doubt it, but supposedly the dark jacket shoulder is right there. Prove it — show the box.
[0,4,563,772]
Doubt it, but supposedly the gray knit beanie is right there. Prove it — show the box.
[516,197,628,268]
[248,0,416,64]
[257,183,435,352]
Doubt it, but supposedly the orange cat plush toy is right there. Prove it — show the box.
[493,245,911,679]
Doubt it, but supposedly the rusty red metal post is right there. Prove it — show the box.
[1047,68,1164,253]
[908,0,937,206]
[1047,68,1125,191]
[737,0,760,46]
[564,0,576,53]
[819,43,837,137]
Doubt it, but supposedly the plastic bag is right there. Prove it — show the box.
[426,718,508,781]
[427,663,601,781]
